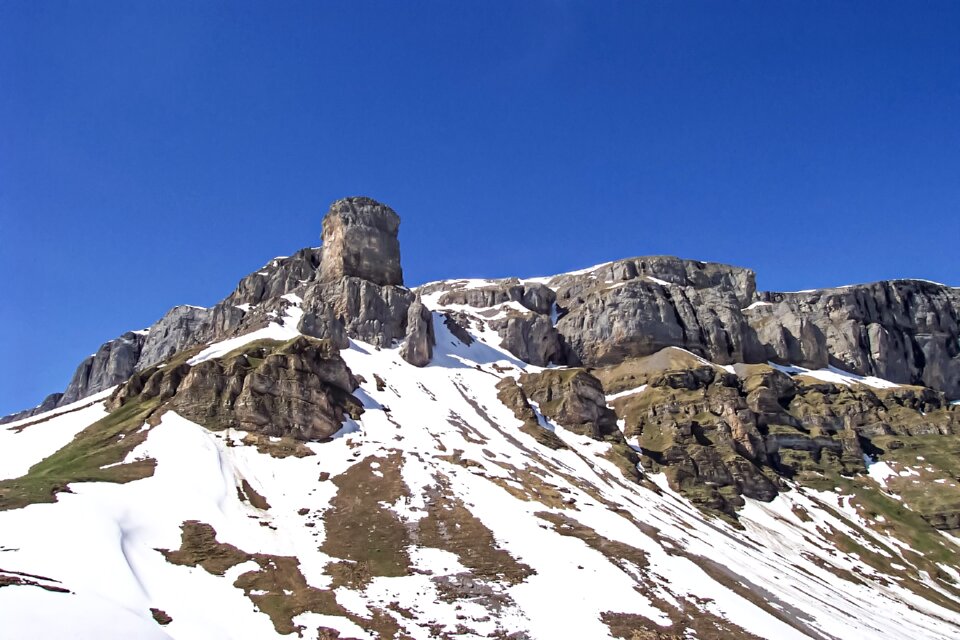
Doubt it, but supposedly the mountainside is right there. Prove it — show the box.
[2,197,960,640]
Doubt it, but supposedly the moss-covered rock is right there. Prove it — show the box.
[110,336,363,441]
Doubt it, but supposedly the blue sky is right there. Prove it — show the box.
[1,1,958,414]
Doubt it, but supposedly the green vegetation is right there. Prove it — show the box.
[0,397,161,511]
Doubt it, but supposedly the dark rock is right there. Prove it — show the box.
[299,277,413,348]
[495,377,567,450]
[0,392,64,425]
[400,298,435,367]
[442,314,474,346]
[60,331,148,406]
[494,314,564,367]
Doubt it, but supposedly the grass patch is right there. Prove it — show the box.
[321,453,412,589]
[0,397,161,511]
[160,520,404,637]
[240,433,315,459]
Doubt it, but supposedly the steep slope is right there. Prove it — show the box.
[2,196,960,639]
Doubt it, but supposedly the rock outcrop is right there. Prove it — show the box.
[137,306,214,371]
[319,197,403,287]
[109,337,362,441]
[224,248,323,308]
[423,260,960,401]
[8,196,960,438]
[421,279,564,366]
[518,369,620,441]
[59,331,149,406]
[5,197,416,419]
[0,392,63,425]
[746,281,960,397]
[549,258,763,367]
[598,347,960,516]
[400,298,434,367]
[298,277,413,349]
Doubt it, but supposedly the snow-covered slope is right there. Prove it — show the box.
[3,304,960,640]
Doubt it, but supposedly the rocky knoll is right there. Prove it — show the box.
[108,337,362,441]
[518,369,620,441]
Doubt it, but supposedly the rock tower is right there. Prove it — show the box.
[319,197,404,287]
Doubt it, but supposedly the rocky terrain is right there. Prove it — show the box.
[2,196,960,639]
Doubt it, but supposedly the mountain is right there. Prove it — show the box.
[2,196,959,640]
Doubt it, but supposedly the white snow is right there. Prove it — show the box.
[188,300,303,365]
[867,459,898,488]
[606,384,648,401]
[769,362,901,389]
[523,260,613,283]
[0,388,115,481]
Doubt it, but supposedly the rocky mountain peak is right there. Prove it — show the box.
[319,196,403,287]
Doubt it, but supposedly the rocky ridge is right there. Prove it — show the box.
[5,197,960,520]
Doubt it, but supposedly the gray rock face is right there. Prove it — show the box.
[60,331,148,405]
[548,256,757,308]
[493,315,563,367]
[223,248,323,308]
[437,281,555,315]
[137,306,214,370]
[554,261,763,367]
[319,197,403,287]
[0,392,63,425]
[400,298,435,367]
[746,281,960,397]
[420,279,564,366]
[298,277,414,349]
[10,196,960,427]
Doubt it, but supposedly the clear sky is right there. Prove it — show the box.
[1,1,958,415]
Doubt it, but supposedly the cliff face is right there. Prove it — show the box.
[748,281,960,397]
